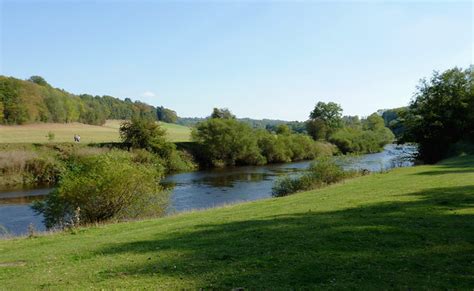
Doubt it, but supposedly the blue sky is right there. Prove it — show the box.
[1,0,472,120]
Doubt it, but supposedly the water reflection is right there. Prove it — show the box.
[0,188,50,236]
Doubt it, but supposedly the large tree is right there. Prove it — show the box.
[307,101,343,140]
[404,66,473,163]
[210,107,236,119]
[119,118,171,155]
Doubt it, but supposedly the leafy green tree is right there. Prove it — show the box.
[403,67,473,163]
[0,78,29,124]
[329,112,394,154]
[381,107,408,140]
[363,113,385,131]
[27,75,49,86]
[306,119,328,141]
[0,101,4,123]
[157,106,178,123]
[192,118,264,166]
[342,115,362,129]
[276,124,291,135]
[211,108,236,119]
[120,118,170,153]
[308,101,343,139]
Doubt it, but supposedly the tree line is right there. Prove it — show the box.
[306,102,395,154]
[190,105,396,167]
[0,75,177,125]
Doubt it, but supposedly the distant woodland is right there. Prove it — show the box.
[0,75,178,125]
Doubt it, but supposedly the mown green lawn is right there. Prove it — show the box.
[0,155,473,289]
[0,120,191,143]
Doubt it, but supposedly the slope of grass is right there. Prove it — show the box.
[0,155,473,289]
[0,120,191,143]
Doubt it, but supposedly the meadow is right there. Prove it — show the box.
[0,154,472,289]
[0,120,191,144]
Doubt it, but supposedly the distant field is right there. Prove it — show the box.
[0,120,191,144]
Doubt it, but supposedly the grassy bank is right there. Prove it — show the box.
[0,155,473,288]
[0,120,191,143]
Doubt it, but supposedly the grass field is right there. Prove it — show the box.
[0,155,473,288]
[0,120,191,143]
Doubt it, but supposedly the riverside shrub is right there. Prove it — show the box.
[32,150,169,229]
[272,157,355,197]
[192,119,335,167]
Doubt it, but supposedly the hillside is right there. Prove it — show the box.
[0,120,191,143]
[0,75,178,125]
[0,155,472,288]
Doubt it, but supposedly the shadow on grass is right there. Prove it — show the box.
[438,155,474,168]
[415,155,474,176]
[95,186,474,288]
[415,169,474,176]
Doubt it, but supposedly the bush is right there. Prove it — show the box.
[120,118,196,172]
[23,155,63,184]
[0,150,63,186]
[272,175,315,197]
[192,118,265,166]
[32,150,169,229]
[193,118,333,167]
[120,118,168,152]
[272,157,355,197]
[330,126,394,154]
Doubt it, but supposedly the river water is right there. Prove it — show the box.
[0,144,416,237]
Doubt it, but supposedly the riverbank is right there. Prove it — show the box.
[1,154,472,288]
[0,141,197,188]
[0,144,415,236]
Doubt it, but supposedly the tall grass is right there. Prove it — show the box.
[0,150,62,186]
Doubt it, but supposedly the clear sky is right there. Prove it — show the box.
[1,0,472,120]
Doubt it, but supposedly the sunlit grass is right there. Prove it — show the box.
[0,155,472,288]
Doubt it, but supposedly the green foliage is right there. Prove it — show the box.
[210,108,236,119]
[308,101,343,139]
[32,150,168,229]
[0,149,63,187]
[272,157,352,197]
[24,155,63,185]
[179,117,307,134]
[120,118,168,152]
[0,101,4,122]
[306,119,328,140]
[192,118,264,166]
[330,125,394,154]
[192,117,334,167]
[381,107,408,139]
[27,76,50,86]
[275,124,291,135]
[306,103,394,154]
[0,75,176,126]
[156,106,178,123]
[0,77,29,124]
[403,66,473,163]
[363,113,385,131]
[120,118,195,172]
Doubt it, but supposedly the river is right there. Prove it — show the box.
[0,144,416,237]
